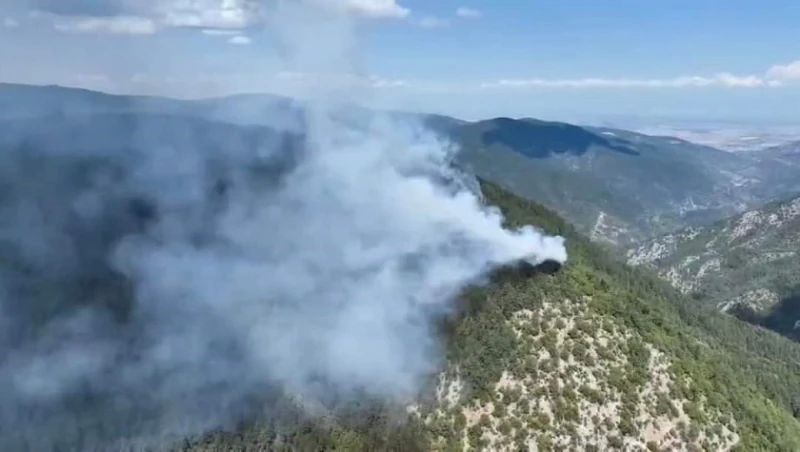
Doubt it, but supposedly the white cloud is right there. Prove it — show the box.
[417,16,450,29]
[3,17,19,28]
[228,35,251,45]
[43,1,254,34]
[53,15,157,35]
[36,0,411,34]
[481,60,800,89]
[154,0,254,29]
[766,60,800,82]
[342,0,411,19]
[455,7,481,19]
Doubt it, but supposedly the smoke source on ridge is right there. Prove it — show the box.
[0,1,567,450]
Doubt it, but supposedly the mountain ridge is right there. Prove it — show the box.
[447,117,800,245]
[6,82,800,246]
[625,191,800,343]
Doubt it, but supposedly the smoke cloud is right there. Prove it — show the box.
[0,1,566,450]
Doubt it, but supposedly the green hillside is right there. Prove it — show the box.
[182,180,800,452]
[626,193,800,343]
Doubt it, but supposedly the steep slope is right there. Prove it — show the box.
[447,119,800,246]
[184,181,800,452]
[626,194,800,341]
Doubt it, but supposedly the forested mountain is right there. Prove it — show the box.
[626,193,800,343]
[182,180,800,451]
[446,119,800,245]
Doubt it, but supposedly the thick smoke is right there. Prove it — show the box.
[0,1,567,450]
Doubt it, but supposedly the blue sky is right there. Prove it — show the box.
[0,0,798,123]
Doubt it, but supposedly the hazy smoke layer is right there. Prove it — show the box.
[0,1,566,450]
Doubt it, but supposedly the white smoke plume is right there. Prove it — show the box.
[0,1,567,450]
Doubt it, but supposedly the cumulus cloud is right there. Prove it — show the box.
[481,60,800,89]
[33,0,257,32]
[456,7,481,19]
[30,0,411,34]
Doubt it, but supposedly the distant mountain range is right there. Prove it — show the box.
[4,82,800,247]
